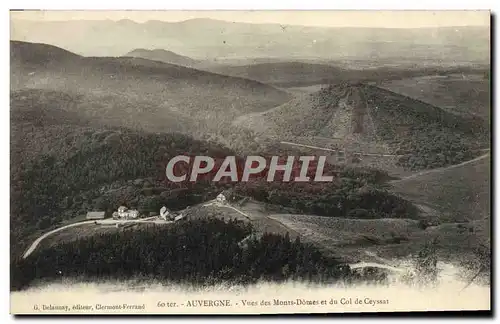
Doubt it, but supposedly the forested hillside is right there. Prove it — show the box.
[11,218,358,291]
[11,103,419,261]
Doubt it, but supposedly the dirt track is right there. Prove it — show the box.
[22,216,167,259]
[390,152,490,184]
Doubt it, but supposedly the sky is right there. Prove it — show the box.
[10,10,490,28]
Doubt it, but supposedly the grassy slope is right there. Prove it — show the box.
[270,213,423,262]
[390,154,491,223]
[378,73,491,120]
[11,41,292,138]
[182,200,301,240]
[123,48,200,67]
[207,61,490,87]
[207,62,344,87]
[233,84,349,138]
[271,207,489,264]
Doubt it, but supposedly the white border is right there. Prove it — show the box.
[2,1,499,10]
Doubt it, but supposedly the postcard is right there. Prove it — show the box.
[9,9,491,315]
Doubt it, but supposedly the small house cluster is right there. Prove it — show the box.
[112,206,140,220]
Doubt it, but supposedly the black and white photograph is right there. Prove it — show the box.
[8,9,491,314]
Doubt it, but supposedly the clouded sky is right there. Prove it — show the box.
[10,10,490,28]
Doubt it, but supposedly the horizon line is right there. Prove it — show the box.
[9,11,491,29]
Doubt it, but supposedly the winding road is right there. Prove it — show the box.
[280,141,402,157]
[23,201,259,260]
[22,216,168,259]
[203,200,252,220]
[22,220,96,259]
[390,152,490,184]
[349,262,405,273]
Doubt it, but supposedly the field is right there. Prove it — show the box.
[269,214,423,262]
[183,200,301,240]
[390,154,491,223]
[270,213,488,266]
[378,73,490,120]
[282,84,328,95]
[369,221,489,266]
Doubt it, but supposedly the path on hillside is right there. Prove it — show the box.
[280,140,490,181]
[22,216,166,259]
[390,152,490,184]
[22,220,97,259]
[349,262,405,273]
[203,201,253,221]
[280,141,402,157]
[204,200,302,240]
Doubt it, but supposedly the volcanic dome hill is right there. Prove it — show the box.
[10,40,82,66]
[235,82,489,171]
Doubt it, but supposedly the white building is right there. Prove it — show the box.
[114,206,139,219]
[117,206,128,218]
[216,193,227,204]
[127,210,139,219]
[159,206,170,220]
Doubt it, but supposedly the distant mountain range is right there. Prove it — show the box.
[10,40,291,145]
[11,18,490,64]
[123,48,200,67]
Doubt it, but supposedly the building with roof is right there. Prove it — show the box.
[113,206,140,219]
[216,193,227,204]
[86,211,106,220]
[159,206,171,220]
[117,206,128,217]
[127,210,139,219]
